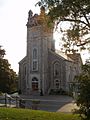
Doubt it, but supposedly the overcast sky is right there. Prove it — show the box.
[0,0,89,73]
[0,0,40,73]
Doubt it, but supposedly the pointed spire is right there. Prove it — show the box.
[28,10,33,19]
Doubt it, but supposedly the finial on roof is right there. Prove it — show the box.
[28,10,33,18]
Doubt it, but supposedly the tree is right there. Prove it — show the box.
[0,46,17,93]
[75,64,90,120]
[37,0,90,52]
[0,46,5,58]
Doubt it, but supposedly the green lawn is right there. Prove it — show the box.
[0,108,81,120]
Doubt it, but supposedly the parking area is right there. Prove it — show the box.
[20,95,78,112]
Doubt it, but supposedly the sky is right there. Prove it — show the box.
[0,0,89,73]
[0,0,40,73]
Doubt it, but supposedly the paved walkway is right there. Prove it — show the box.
[20,95,78,113]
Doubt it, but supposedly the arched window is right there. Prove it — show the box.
[54,62,60,77]
[32,77,38,91]
[32,48,38,71]
[33,48,37,59]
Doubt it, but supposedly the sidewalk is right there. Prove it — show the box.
[57,103,78,113]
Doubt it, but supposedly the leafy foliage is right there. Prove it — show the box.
[0,47,18,93]
[0,46,5,58]
[75,64,90,120]
[37,0,90,52]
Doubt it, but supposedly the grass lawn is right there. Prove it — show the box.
[0,108,81,120]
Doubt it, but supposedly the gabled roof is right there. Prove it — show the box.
[19,56,27,64]
[67,53,82,63]
[55,50,74,62]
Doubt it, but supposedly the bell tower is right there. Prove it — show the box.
[26,7,55,95]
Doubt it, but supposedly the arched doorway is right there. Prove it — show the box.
[32,77,38,91]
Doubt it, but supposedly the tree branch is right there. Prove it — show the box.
[59,18,89,28]
[78,4,90,27]
[77,40,90,46]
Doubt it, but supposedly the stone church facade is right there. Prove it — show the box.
[19,7,82,95]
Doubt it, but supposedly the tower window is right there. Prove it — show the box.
[32,48,38,71]
[33,61,38,71]
[33,48,38,59]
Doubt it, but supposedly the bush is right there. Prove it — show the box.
[0,91,3,96]
[49,88,67,95]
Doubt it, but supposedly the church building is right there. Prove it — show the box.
[19,7,82,95]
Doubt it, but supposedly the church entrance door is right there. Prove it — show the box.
[32,77,38,91]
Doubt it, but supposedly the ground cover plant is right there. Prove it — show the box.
[0,108,81,120]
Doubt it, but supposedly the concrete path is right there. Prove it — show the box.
[57,103,78,113]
